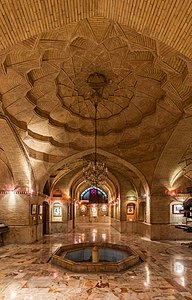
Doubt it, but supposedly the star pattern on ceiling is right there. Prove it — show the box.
[0,18,192,169]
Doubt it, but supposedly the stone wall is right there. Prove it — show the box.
[150,194,171,224]
[0,193,46,244]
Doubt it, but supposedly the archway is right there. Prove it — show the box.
[75,186,110,225]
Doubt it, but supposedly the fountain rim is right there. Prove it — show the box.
[51,242,141,273]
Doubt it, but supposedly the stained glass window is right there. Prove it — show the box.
[80,186,108,203]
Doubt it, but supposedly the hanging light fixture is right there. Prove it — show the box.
[83,73,108,186]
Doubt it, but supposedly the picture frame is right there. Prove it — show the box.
[172,204,183,214]
[53,205,62,217]
[101,205,107,212]
[38,205,43,215]
[91,206,98,217]
[80,205,87,214]
[31,204,37,215]
[127,203,135,215]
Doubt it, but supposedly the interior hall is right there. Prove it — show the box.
[0,1,192,299]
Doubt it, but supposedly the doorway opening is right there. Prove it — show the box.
[43,201,49,235]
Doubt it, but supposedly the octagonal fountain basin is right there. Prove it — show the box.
[51,242,141,273]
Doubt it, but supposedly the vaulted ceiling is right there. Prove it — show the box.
[0,0,192,195]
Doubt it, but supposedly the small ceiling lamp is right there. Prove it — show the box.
[83,73,108,186]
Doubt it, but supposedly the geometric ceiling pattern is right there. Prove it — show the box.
[1,20,191,156]
[0,0,192,58]
[0,0,192,192]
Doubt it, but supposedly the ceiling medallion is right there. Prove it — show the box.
[83,73,108,186]
[87,73,107,93]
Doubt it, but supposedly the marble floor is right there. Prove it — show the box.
[0,224,192,300]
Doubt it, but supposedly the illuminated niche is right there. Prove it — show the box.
[52,202,62,222]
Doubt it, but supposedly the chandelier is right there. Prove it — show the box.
[83,73,108,186]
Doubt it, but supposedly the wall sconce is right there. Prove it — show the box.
[165,189,190,202]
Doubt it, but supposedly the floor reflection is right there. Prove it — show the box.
[0,223,192,299]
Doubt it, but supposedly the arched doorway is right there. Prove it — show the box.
[75,186,109,224]
[43,201,49,235]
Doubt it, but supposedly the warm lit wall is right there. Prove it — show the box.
[0,193,45,244]
[0,194,29,225]
[0,152,14,189]
[150,195,171,224]
[75,203,110,224]
[49,197,71,233]
[119,176,137,222]
[170,200,185,224]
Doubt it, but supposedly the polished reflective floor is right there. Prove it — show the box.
[0,224,192,299]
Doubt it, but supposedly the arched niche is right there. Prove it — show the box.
[126,203,136,222]
[52,201,62,222]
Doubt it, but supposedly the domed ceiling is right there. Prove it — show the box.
[0,7,192,192]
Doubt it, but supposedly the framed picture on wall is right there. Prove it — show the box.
[172,204,183,214]
[127,203,135,215]
[31,204,37,215]
[101,205,107,212]
[38,205,43,215]
[91,206,98,217]
[80,205,87,214]
[53,205,62,217]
